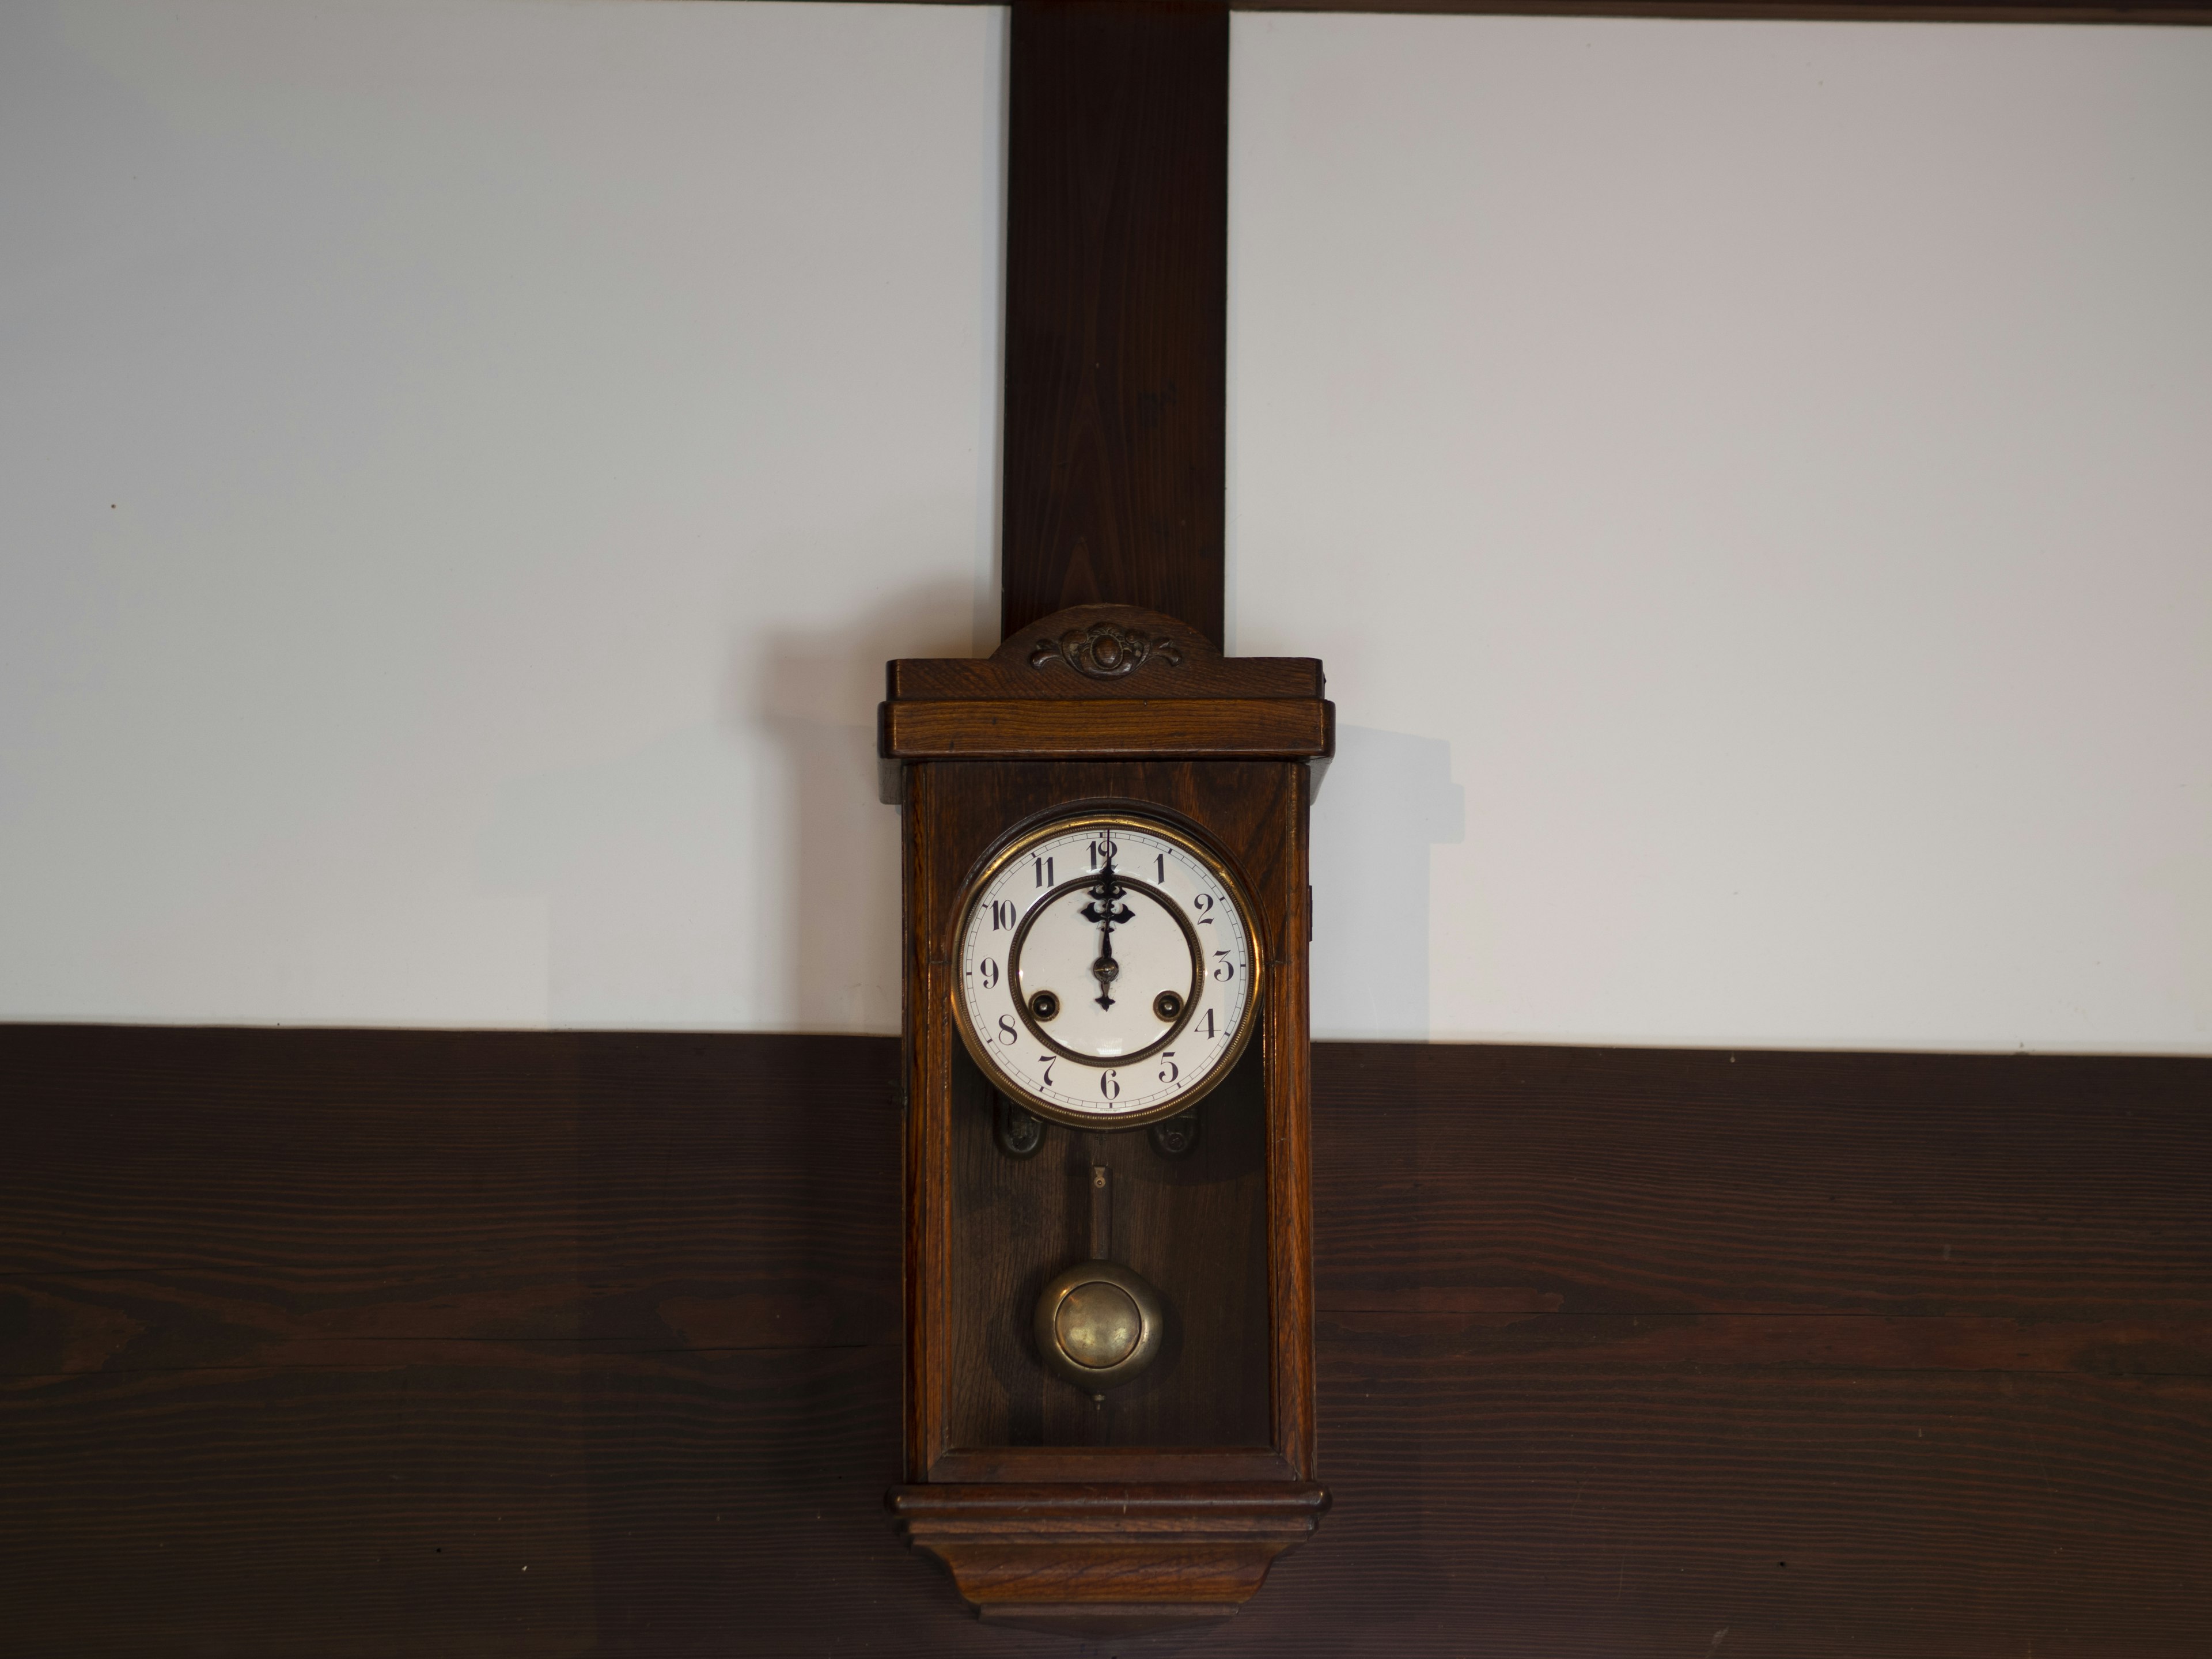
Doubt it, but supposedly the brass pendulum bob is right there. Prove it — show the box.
[1033,1165,1166,1397]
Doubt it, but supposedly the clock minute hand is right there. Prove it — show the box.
[1081,858,1135,1010]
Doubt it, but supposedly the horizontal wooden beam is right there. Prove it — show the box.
[1241,0,2212,18]
[827,0,2212,24]
[4,1025,2208,1650]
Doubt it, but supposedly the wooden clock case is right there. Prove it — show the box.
[880,603,1332,1634]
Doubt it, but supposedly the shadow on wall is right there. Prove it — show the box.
[476,594,1451,1038]
[1310,726,1464,1041]
[478,721,760,1029]
[753,581,972,1033]
[477,576,969,1032]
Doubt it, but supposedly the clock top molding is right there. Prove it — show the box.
[889,604,1323,701]
[880,604,1334,782]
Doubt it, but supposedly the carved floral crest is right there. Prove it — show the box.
[1028,622,1183,679]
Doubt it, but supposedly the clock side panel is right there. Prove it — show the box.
[903,759,1306,1473]
[1268,756,1318,1481]
[902,766,949,1483]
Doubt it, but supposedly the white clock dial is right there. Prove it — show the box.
[953,813,1260,1126]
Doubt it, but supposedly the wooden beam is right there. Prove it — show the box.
[1237,0,2212,18]
[868,0,2212,23]
[1002,2,1230,646]
[881,696,1333,759]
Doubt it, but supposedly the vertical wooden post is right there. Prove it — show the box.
[1001,2,1229,646]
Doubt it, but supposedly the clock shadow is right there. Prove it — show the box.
[475,574,978,1032]
[753,578,976,1033]
[1309,725,1465,1041]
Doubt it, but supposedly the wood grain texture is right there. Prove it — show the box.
[898,757,1310,1475]
[6,1027,2211,1653]
[942,1043,1273,1452]
[891,658,1325,703]
[881,698,1332,760]
[1296,1041,2212,1655]
[1312,1041,2212,1321]
[888,1480,1330,1635]
[927,1447,1299,1482]
[0,1025,908,1657]
[886,585,1325,1619]
[892,605,1323,703]
[0,1027,899,1350]
[1264,759,1319,1480]
[1001,3,1230,645]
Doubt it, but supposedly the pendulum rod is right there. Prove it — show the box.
[1089,1164,1112,1262]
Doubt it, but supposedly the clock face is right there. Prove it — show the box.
[953,812,1260,1127]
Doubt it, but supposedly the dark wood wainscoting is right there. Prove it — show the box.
[3,1026,2206,1655]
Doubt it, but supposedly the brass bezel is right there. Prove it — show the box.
[950,808,1266,1131]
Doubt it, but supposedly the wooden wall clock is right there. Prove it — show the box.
[880,604,1332,1633]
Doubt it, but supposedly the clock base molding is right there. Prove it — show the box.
[888,1481,1330,1634]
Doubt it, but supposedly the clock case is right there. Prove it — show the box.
[880,604,1333,1634]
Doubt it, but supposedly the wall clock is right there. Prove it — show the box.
[880,603,1332,1633]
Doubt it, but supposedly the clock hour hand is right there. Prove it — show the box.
[1081,859,1135,1010]
[1091,949,1119,1009]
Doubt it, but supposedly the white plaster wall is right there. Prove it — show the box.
[5,3,2206,1052]
[0,0,1002,1029]
[1233,14,2212,1051]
